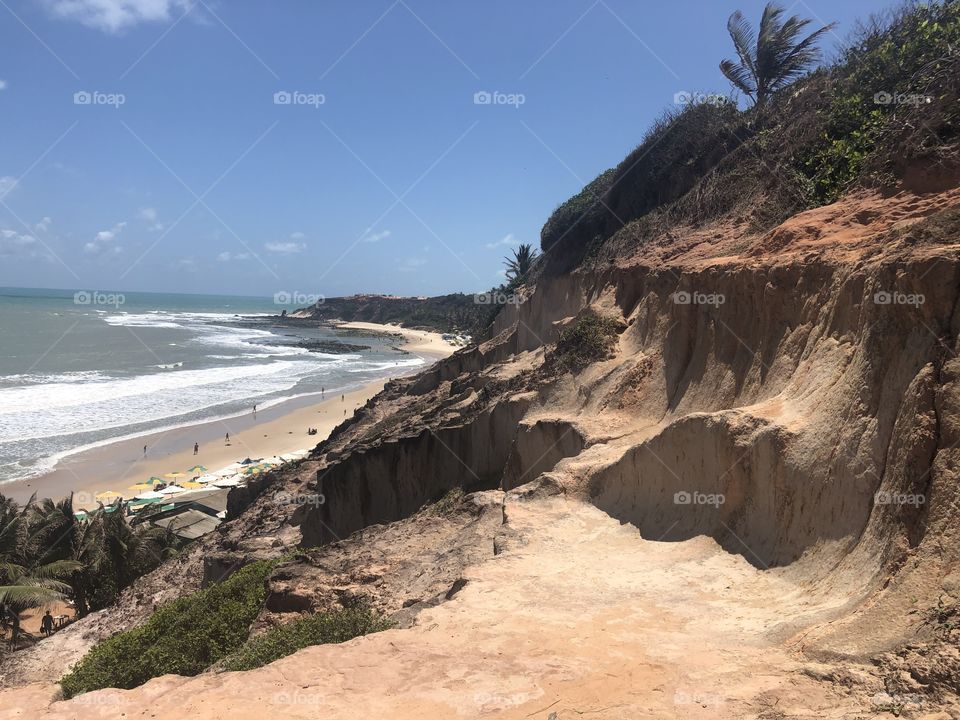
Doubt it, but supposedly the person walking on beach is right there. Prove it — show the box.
[253,404,257,419]
[193,442,199,455]
[225,432,230,444]
[143,445,147,455]
[41,611,53,637]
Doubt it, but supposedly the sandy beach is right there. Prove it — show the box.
[3,323,455,507]
[335,321,458,356]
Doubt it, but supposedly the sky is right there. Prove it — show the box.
[0,0,891,298]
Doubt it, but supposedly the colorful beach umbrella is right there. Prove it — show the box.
[164,471,186,479]
[95,490,122,500]
[180,481,205,489]
[149,476,164,485]
[128,483,152,491]
[187,465,207,473]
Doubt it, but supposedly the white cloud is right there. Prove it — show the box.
[0,176,18,198]
[43,0,198,33]
[0,228,41,259]
[217,251,251,262]
[265,234,306,254]
[137,206,164,231]
[398,257,427,272]
[0,80,7,90]
[84,221,126,255]
[361,229,391,243]
[486,233,517,249]
[35,217,52,233]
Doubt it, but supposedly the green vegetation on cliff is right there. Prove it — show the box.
[541,1,960,272]
[222,607,392,672]
[60,561,275,698]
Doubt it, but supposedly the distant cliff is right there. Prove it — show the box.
[288,293,499,335]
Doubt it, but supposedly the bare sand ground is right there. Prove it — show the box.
[0,496,876,719]
[3,326,454,507]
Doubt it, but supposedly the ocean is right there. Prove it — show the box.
[0,287,423,486]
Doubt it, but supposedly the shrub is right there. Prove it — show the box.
[550,315,622,371]
[60,561,275,698]
[221,607,392,672]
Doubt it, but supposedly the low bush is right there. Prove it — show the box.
[550,315,621,371]
[60,560,275,698]
[221,607,392,672]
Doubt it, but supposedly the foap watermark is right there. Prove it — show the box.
[672,290,725,306]
[674,688,725,706]
[274,491,325,508]
[74,290,125,308]
[473,90,526,108]
[873,290,924,307]
[74,90,125,108]
[874,491,925,507]
[673,90,727,107]
[73,694,128,707]
[474,291,525,306]
[674,490,725,508]
[273,291,325,307]
[271,690,324,706]
[873,91,932,107]
[473,692,534,709]
[273,90,326,108]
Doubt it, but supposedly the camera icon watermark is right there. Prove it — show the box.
[873,90,932,107]
[873,290,924,306]
[674,90,727,107]
[74,290,125,308]
[273,90,326,108]
[73,90,126,108]
[673,490,725,508]
[473,90,526,108]
[273,291,325,306]
[474,291,525,306]
[671,290,725,306]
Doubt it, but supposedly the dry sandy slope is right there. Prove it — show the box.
[0,492,888,720]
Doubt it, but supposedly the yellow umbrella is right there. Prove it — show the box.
[149,476,164,484]
[180,481,205,489]
[95,490,122,500]
[164,471,186,479]
[128,483,152,490]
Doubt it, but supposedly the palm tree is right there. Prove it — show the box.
[720,3,835,109]
[504,244,538,286]
[0,496,82,643]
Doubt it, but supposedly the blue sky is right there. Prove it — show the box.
[0,0,888,298]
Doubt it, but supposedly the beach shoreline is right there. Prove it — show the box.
[2,323,455,506]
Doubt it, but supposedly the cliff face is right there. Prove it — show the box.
[5,186,960,717]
